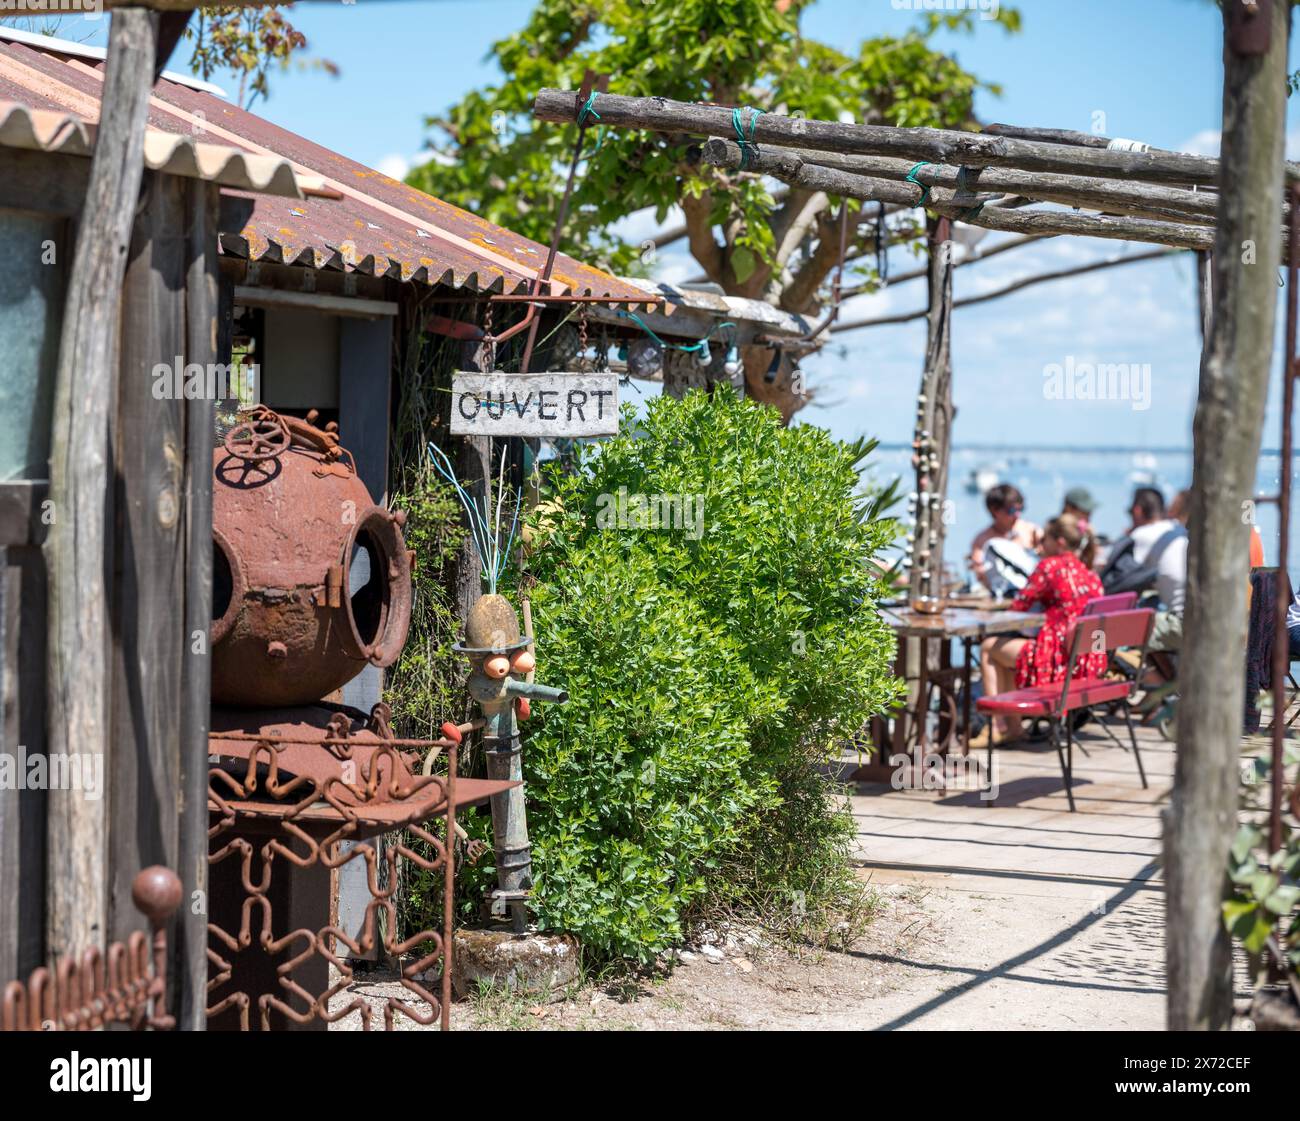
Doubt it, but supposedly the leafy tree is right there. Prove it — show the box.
[409,0,1019,415]
[185,5,335,110]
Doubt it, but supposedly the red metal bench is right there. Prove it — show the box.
[975,609,1154,811]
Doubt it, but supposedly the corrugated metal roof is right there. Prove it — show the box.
[0,34,645,300]
[0,100,306,197]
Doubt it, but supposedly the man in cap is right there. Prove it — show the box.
[1062,486,1097,531]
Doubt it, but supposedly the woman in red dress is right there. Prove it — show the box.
[973,514,1105,745]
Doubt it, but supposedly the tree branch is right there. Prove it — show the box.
[680,188,724,284]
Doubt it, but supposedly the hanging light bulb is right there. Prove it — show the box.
[696,338,712,367]
[617,341,629,363]
[723,343,742,378]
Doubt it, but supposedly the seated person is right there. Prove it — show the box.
[968,484,1041,595]
[1062,486,1098,534]
[1099,486,1184,601]
[1128,487,1181,568]
[973,514,1105,747]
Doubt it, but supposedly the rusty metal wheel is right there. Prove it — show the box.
[223,412,291,463]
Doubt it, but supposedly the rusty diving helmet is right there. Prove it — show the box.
[210,406,412,707]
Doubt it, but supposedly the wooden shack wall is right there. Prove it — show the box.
[0,154,213,1026]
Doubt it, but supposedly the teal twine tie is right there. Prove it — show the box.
[577,90,606,155]
[733,106,763,169]
[905,162,934,206]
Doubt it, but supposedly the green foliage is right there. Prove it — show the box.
[1223,744,1300,978]
[1223,824,1300,968]
[515,389,903,961]
[387,467,467,738]
[521,540,779,959]
[386,466,483,934]
[186,6,336,109]
[409,0,1018,294]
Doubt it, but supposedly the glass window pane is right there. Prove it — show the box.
[0,210,64,481]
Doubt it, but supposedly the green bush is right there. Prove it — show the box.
[522,538,780,959]
[518,388,902,961]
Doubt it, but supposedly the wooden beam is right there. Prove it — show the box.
[776,147,1222,225]
[698,138,1216,252]
[535,88,1228,186]
[1168,0,1289,1033]
[833,248,1179,332]
[45,8,158,961]
[233,286,398,319]
[984,123,1136,150]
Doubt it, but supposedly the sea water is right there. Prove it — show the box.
[864,443,1300,587]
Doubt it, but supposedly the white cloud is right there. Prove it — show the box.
[375,153,411,180]
[1177,127,1300,161]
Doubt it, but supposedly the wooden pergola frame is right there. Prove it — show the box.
[532,0,1293,1032]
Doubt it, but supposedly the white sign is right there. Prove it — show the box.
[449,372,619,437]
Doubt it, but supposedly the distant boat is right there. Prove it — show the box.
[1128,452,1159,487]
[965,463,1003,495]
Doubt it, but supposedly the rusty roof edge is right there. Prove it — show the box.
[586,276,815,341]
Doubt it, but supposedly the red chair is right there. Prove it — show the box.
[975,609,1154,811]
[1082,592,1138,615]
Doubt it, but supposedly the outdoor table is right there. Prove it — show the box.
[879,604,1044,758]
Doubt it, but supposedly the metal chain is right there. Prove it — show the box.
[484,299,497,371]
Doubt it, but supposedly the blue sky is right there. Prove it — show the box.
[40,0,1286,450]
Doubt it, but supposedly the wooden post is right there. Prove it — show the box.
[909,216,954,607]
[178,178,219,1031]
[44,9,158,959]
[1167,0,1289,1031]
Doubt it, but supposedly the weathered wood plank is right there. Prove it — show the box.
[698,138,1218,252]
[45,8,158,960]
[746,144,1223,225]
[107,169,187,948]
[535,88,1228,185]
[0,545,48,982]
[450,372,619,437]
[0,482,50,548]
[177,178,217,1032]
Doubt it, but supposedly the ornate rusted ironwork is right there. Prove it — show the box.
[1,867,181,1031]
[206,703,515,1031]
